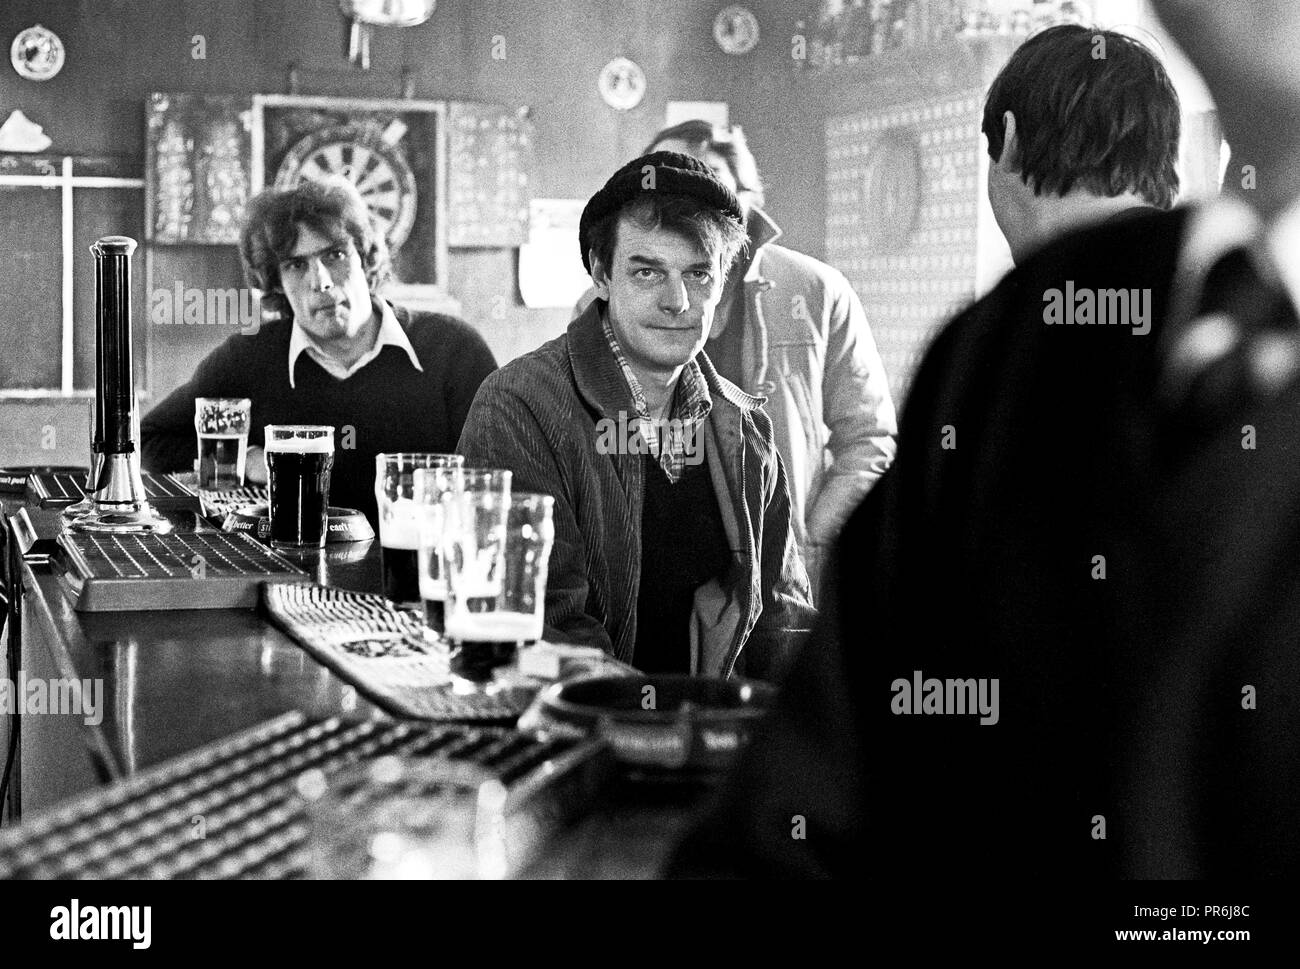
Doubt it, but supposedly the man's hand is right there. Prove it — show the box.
[245,445,267,486]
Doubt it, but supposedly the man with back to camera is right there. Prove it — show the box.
[141,176,497,523]
[577,121,897,594]
[983,24,1183,264]
[670,0,1300,878]
[459,151,815,679]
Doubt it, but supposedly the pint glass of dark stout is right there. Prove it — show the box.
[265,425,335,548]
[376,453,464,608]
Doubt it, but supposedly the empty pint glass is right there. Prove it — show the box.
[498,493,555,638]
[195,397,251,489]
[377,453,464,608]
[265,425,334,548]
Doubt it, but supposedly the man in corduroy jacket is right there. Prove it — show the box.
[458,152,815,679]
[577,122,898,593]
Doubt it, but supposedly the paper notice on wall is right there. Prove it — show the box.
[665,101,728,130]
[518,198,592,309]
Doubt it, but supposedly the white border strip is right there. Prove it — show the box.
[0,175,144,188]
[61,157,74,394]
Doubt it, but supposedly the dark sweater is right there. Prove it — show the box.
[672,206,1300,879]
[141,303,497,522]
[634,454,731,674]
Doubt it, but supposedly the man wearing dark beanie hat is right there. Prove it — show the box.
[575,124,898,599]
[458,152,815,679]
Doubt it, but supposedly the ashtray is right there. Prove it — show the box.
[517,674,775,779]
[221,503,375,543]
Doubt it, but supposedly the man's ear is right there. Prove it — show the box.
[589,251,611,300]
[994,111,1021,172]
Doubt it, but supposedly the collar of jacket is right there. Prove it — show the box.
[567,300,766,419]
[740,206,783,282]
[724,208,786,396]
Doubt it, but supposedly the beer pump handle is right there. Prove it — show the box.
[65,235,170,534]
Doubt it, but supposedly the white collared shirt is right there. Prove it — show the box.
[287,297,424,388]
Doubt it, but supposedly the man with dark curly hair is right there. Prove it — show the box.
[142,176,496,522]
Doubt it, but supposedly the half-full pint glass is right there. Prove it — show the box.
[376,453,464,607]
[265,425,334,548]
[195,397,251,489]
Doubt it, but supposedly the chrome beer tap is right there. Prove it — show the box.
[64,236,171,534]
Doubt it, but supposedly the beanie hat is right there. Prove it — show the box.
[578,151,744,272]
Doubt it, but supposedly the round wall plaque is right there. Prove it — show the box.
[598,57,647,111]
[11,24,64,81]
[861,130,922,247]
[714,5,760,55]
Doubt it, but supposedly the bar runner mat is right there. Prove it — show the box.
[0,712,611,879]
[261,583,533,722]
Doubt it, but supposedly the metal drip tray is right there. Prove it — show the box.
[0,713,613,880]
[55,530,308,611]
[28,470,195,507]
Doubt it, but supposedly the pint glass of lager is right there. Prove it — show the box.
[194,397,251,489]
[265,425,335,548]
[376,453,463,608]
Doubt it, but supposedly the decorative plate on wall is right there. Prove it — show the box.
[274,122,418,250]
[11,24,64,81]
[714,5,760,55]
[598,57,647,111]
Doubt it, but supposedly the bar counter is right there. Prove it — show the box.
[1,496,706,878]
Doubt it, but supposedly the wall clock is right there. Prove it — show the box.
[598,57,646,111]
[714,5,760,55]
[274,122,418,250]
[11,24,64,81]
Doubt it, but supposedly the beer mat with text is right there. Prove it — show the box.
[199,485,267,520]
[261,583,534,721]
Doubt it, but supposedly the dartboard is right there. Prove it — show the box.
[274,124,418,250]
